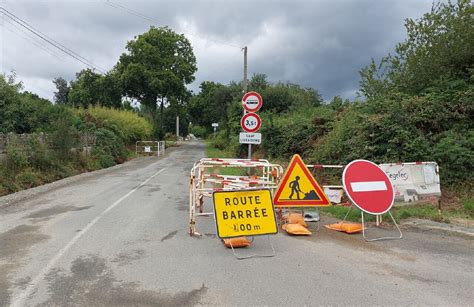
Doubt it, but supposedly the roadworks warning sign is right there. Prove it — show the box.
[274,154,330,207]
[213,189,278,238]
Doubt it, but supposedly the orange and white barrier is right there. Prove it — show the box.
[189,158,283,236]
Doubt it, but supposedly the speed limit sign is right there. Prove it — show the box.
[241,113,261,133]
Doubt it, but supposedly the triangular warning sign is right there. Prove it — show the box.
[274,154,330,207]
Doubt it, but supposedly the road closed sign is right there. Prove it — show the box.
[213,189,278,238]
[343,159,395,215]
[242,91,263,113]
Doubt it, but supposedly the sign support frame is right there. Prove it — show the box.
[361,210,402,241]
[227,235,276,260]
[341,159,403,241]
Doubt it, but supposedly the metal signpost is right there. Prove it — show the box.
[240,91,263,158]
[212,123,218,138]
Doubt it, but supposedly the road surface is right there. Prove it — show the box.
[0,141,473,306]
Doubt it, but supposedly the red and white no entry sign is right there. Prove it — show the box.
[241,113,261,133]
[242,91,263,113]
[342,159,394,215]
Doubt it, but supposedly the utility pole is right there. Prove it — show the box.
[176,116,179,141]
[243,46,251,159]
[243,46,248,93]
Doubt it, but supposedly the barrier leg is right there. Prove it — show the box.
[340,205,353,225]
[228,236,276,260]
[361,210,402,242]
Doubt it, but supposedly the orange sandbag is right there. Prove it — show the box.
[283,213,307,227]
[324,222,364,234]
[223,237,251,248]
[282,223,312,235]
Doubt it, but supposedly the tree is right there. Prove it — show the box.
[359,0,473,99]
[68,69,101,107]
[68,69,123,108]
[52,77,70,104]
[117,26,197,138]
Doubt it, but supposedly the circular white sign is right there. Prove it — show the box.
[242,91,263,113]
[241,113,261,133]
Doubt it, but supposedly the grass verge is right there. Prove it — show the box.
[205,140,247,176]
[319,201,473,224]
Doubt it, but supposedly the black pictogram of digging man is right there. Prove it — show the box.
[289,176,303,200]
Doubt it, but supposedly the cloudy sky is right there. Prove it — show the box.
[1,0,434,101]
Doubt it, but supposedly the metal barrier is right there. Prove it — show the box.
[189,158,284,236]
[189,159,439,238]
[136,141,165,156]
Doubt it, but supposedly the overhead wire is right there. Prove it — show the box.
[2,18,65,61]
[102,0,243,49]
[102,0,245,87]
[0,7,106,73]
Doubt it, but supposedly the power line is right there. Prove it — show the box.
[2,18,65,61]
[0,7,106,73]
[102,0,243,49]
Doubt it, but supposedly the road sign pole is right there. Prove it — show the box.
[243,46,250,159]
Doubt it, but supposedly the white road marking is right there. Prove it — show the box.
[350,181,387,192]
[11,167,167,307]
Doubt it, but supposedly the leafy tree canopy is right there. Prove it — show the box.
[116,26,197,137]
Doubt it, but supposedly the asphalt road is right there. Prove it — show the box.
[1,141,473,306]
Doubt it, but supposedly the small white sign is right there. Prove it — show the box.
[212,123,219,127]
[144,146,151,153]
[239,132,261,144]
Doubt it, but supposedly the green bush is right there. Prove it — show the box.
[190,125,207,138]
[15,169,42,189]
[92,128,126,165]
[210,130,229,150]
[463,198,474,217]
[26,134,58,172]
[3,138,29,174]
[76,106,152,143]
[48,108,80,161]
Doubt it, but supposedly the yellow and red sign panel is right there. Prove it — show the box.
[274,154,330,207]
[213,189,278,238]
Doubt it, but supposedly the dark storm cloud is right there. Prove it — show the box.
[1,0,433,100]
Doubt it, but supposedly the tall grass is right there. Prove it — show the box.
[75,106,152,143]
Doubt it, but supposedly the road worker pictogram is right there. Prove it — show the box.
[274,154,330,207]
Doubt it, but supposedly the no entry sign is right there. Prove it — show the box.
[241,113,261,133]
[342,160,395,215]
[242,91,263,113]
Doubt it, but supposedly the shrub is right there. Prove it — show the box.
[76,106,152,143]
[3,137,29,174]
[190,125,207,138]
[93,128,126,164]
[26,134,58,172]
[15,169,42,189]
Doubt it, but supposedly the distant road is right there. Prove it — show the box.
[0,141,473,306]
